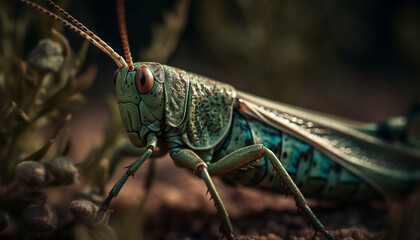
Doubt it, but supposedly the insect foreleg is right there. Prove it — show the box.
[109,143,167,177]
[207,144,337,240]
[173,150,235,240]
[99,134,158,211]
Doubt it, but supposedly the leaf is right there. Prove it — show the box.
[14,61,27,108]
[71,64,97,93]
[140,0,191,63]
[56,128,71,156]
[51,114,72,141]
[34,84,69,119]
[15,109,30,124]
[1,100,16,122]
[51,28,71,63]
[63,93,86,107]
[74,40,90,74]
[23,138,56,162]
[23,114,71,161]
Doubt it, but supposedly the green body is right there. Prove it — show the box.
[111,62,420,239]
[114,62,420,199]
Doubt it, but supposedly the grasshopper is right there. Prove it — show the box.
[20,0,420,239]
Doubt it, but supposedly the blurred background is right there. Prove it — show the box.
[14,0,420,120]
[2,0,420,239]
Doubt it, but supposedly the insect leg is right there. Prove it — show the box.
[99,134,158,211]
[207,144,336,240]
[109,143,166,178]
[262,147,336,240]
[99,148,152,211]
[108,144,149,177]
[173,150,235,240]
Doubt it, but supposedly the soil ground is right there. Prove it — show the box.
[108,155,389,240]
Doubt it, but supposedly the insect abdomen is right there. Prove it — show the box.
[215,111,379,201]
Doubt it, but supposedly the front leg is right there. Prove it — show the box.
[99,134,158,211]
[172,150,235,240]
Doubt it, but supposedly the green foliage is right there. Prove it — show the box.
[0,2,107,238]
[0,0,190,239]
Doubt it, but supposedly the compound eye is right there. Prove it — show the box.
[113,69,119,89]
[135,66,154,94]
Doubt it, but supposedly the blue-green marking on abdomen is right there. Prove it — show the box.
[215,111,378,200]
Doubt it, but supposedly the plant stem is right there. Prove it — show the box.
[25,72,47,114]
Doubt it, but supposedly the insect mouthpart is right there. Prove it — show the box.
[118,102,143,146]
[118,99,161,148]
[127,131,145,148]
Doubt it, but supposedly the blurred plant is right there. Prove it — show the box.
[1,0,189,239]
[193,0,420,105]
[194,0,317,101]
[140,0,191,63]
[0,1,102,239]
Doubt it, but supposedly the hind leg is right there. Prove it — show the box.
[207,144,336,240]
[174,145,336,240]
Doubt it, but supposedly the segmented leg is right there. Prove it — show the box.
[109,143,167,177]
[200,167,235,240]
[100,148,153,211]
[100,135,158,211]
[207,144,336,240]
[173,150,235,240]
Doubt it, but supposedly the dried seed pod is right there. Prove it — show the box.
[15,161,47,189]
[0,210,9,232]
[69,200,99,225]
[22,204,57,233]
[47,156,80,185]
[27,39,64,73]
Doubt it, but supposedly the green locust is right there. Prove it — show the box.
[20,0,420,239]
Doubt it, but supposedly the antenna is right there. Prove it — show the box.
[19,0,128,69]
[116,0,135,71]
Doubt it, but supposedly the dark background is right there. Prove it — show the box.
[15,0,420,123]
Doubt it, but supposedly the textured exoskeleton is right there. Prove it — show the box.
[111,61,420,240]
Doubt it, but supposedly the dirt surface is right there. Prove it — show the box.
[107,155,388,240]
